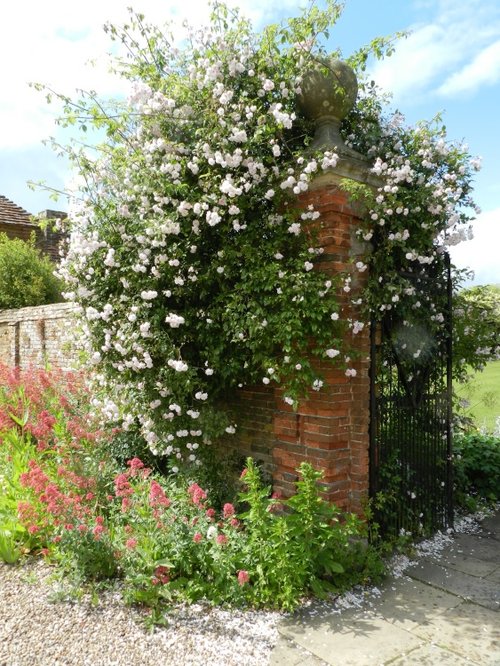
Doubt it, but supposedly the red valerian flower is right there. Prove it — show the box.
[114,473,133,497]
[93,524,105,540]
[188,482,207,507]
[149,480,171,508]
[127,457,145,470]
[125,538,138,549]
[151,565,170,585]
[223,503,235,518]
[237,570,250,586]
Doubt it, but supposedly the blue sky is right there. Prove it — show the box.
[1,0,499,284]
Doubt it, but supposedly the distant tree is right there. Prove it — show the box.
[454,283,500,379]
[0,233,63,309]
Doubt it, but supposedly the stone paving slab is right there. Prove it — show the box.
[389,643,482,665]
[411,601,500,665]
[270,638,327,666]
[408,560,500,611]
[481,514,500,536]
[421,551,498,578]
[278,608,423,666]
[487,567,500,584]
[450,534,500,563]
[371,577,462,633]
[271,511,500,666]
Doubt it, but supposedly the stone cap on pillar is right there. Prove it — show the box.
[297,57,378,187]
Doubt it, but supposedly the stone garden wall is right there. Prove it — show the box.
[0,302,78,370]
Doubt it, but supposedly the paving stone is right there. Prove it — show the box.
[270,636,327,665]
[389,642,481,665]
[271,512,500,666]
[411,601,500,665]
[278,609,423,666]
[451,534,500,564]
[487,567,500,584]
[372,577,462,632]
[408,560,500,611]
[421,551,498,578]
[481,514,500,537]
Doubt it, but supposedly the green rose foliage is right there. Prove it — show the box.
[47,1,483,462]
[0,233,62,309]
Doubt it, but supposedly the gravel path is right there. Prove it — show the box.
[1,508,493,666]
[0,559,281,666]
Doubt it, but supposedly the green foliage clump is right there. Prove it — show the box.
[0,233,62,309]
[454,432,500,509]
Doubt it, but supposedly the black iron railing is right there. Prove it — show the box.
[370,255,453,537]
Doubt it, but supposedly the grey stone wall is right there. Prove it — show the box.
[0,302,79,369]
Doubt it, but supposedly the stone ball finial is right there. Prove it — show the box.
[298,57,358,121]
[298,57,360,156]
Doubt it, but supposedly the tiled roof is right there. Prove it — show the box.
[0,195,34,226]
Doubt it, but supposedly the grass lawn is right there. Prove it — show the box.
[455,360,500,432]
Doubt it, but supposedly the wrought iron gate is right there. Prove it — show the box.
[369,255,453,537]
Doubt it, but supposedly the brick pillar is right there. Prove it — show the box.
[272,174,371,514]
[221,59,377,514]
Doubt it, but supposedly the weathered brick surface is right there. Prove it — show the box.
[0,303,79,369]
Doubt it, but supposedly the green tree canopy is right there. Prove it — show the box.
[0,233,63,310]
[454,283,500,377]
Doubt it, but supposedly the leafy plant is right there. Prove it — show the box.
[0,529,22,564]
[0,370,384,611]
[454,433,500,508]
[238,458,384,609]
[0,232,62,309]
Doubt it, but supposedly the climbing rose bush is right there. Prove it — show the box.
[48,1,484,464]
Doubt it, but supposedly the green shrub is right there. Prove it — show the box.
[0,232,63,309]
[454,433,500,508]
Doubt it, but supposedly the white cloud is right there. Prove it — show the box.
[438,40,500,96]
[369,0,500,103]
[449,208,500,285]
[370,23,462,99]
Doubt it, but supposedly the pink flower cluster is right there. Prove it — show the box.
[237,570,250,586]
[151,565,170,586]
[223,503,235,518]
[149,480,171,508]
[188,482,207,507]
